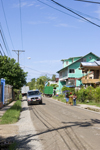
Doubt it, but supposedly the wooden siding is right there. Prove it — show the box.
[82,79,100,84]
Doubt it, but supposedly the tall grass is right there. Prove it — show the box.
[0,100,21,124]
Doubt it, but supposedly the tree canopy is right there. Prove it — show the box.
[51,74,56,81]
[27,75,50,92]
[0,56,27,89]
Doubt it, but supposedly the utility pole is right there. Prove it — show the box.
[12,50,25,63]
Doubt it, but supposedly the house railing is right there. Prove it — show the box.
[82,79,100,84]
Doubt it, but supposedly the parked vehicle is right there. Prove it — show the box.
[21,86,29,97]
[44,86,53,97]
[27,89,42,105]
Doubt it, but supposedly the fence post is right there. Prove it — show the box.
[1,78,5,105]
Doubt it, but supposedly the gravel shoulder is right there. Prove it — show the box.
[0,99,42,150]
[16,98,42,150]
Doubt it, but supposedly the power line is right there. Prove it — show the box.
[19,0,23,49]
[47,0,100,21]
[37,0,100,24]
[75,0,100,4]
[20,64,55,76]
[0,44,5,55]
[1,0,15,49]
[0,29,9,55]
[36,0,80,20]
[50,0,100,27]
[0,23,11,56]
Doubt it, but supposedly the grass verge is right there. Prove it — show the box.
[0,100,21,124]
[9,141,18,150]
[52,96,66,103]
[52,96,100,107]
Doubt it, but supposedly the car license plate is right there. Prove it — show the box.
[31,99,36,101]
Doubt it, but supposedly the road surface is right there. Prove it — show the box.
[29,97,100,150]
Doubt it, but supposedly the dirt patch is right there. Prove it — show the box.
[85,107,100,112]
[0,124,18,139]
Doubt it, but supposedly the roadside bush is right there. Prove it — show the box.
[62,86,75,94]
[14,89,20,100]
[85,86,94,101]
[62,87,70,92]
[94,87,100,103]
[77,87,87,102]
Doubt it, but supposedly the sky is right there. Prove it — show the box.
[0,0,100,82]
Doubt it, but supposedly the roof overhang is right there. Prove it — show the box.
[59,76,68,81]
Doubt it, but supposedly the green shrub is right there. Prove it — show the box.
[94,87,100,103]
[85,86,94,101]
[77,87,87,102]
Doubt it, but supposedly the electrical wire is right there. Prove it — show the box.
[19,0,23,50]
[0,44,6,55]
[50,0,100,27]
[1,0,15,50]
[36,0,80,20]
[0,29,9,55]
[37,0,100,23]
[48,0,100,21]
[75,0,100,4]
[20,64,55,76]
[0,23,11,56]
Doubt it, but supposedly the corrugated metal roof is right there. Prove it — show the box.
[81,62,97,67]
[95,61,100,66]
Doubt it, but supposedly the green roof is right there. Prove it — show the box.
[61,56,82,61]
[57,52,100,73]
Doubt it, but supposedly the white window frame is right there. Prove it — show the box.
[69,69,75,73]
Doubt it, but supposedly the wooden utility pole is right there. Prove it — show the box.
[12,50,25,63]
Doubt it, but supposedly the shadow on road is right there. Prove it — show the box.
[1,118,100,149]
[62,118,100,127]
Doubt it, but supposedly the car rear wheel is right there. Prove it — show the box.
[39,100,42,104]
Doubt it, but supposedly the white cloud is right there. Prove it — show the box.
[13,1,35,8]
[47,16,57,20]
[55,23,78,28]
[28,21,49,25]
[31,60,61,64]
[35,5,40,7]
[55,23,68,27]
[95,7,100,19]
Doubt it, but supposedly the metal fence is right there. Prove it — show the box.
[4,85,13,104]
[0,84,2,103]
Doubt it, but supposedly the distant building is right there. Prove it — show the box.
[48,78,59,85]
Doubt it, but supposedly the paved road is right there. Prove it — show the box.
[29,97,100,150]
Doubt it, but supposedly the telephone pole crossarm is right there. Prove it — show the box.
[12,50,25,63]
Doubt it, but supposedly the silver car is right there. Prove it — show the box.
[27,90,42,105]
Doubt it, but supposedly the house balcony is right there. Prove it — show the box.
[82,79,100,84]
[59,76,68,81]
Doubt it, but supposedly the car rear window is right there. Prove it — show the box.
[28,91,39,96]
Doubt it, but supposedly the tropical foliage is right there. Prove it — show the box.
[0,56,27,89]
[27,75,50,92]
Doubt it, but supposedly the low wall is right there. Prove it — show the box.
[0,102,3,109]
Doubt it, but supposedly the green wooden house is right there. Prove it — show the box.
[56,52,100,94]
